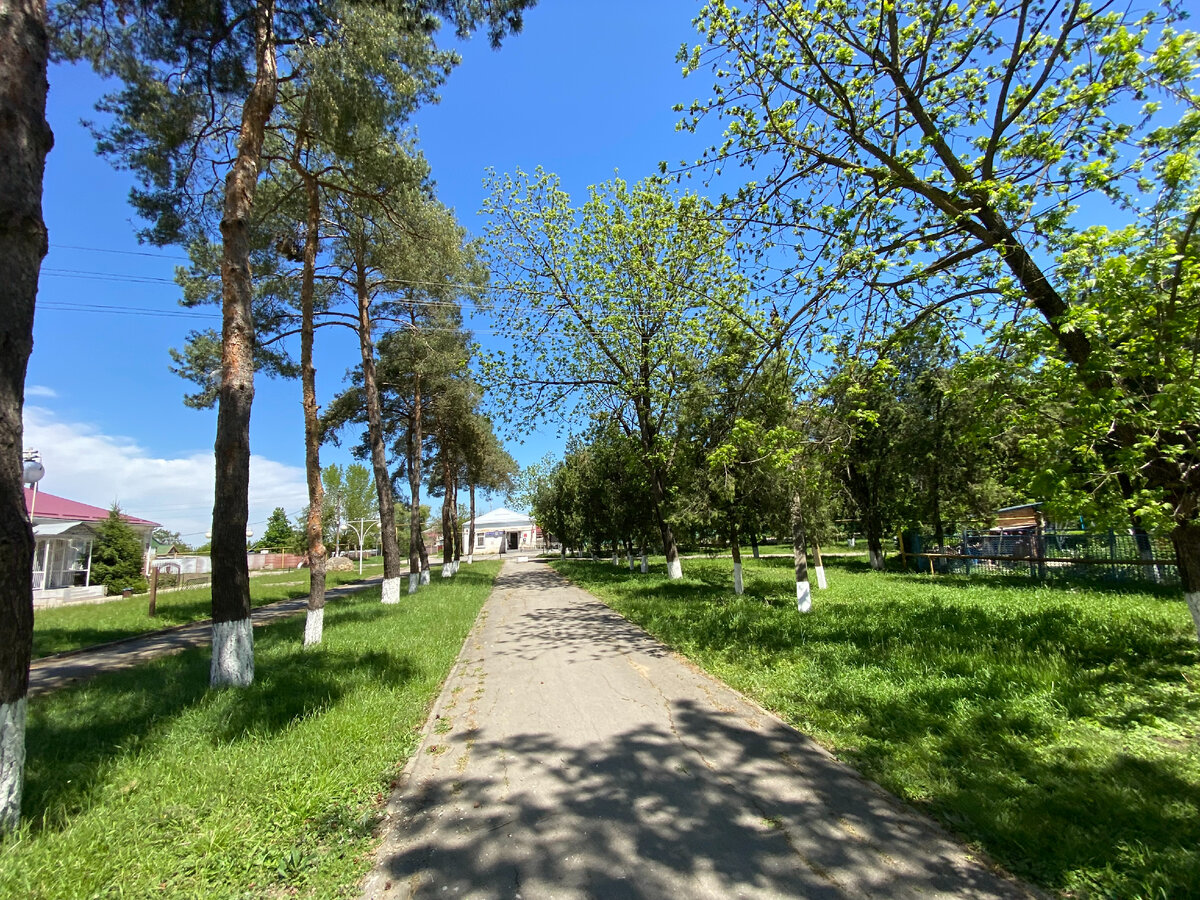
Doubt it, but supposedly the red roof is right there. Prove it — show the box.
[24,488,159,527]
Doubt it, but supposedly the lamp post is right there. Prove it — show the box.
[22,449,44,524]
[340,518,379,576]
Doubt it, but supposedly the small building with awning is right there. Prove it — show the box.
[462,507,538,555]
[25,488,159,607]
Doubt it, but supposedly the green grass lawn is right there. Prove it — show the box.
[33,562,387,659]
[551,555,1200,899]
[1,560,500,899]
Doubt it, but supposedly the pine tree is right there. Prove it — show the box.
[91,506,148,595]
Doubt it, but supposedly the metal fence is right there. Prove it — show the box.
[903,530,1178,587]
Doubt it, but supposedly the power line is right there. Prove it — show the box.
[50,243,191,261]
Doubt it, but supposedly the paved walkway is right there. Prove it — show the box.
[28,576,382,697]
[362,560,1037,899]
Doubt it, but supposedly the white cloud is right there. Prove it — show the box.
[23,406,309,541]
[26,385,57,398]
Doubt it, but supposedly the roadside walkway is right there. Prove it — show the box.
[362,560,1036,899]
[28,576,382,697]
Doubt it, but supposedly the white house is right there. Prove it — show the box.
[462,507,538,556]
[25,488,159,607]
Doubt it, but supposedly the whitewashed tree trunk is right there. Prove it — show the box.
[211,618,255,687]
[640,553,648,574]
[868,548,883,569]
[667,558,683,580]
[611,550,619,566]
[408,573,419,594]
[796,579,812,613]
[0,699,26,833]
[381,576,402,605]
[791,490,813,614]
[1187,591,1200,639]
[441,563,453,578]
[467,553,474,564]
[733,562,744,595]
[627,552,634,570]
[419,569,430,586]
[815,565,828,590]
[303,607,324,646]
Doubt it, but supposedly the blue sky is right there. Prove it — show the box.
[27,0,712,541]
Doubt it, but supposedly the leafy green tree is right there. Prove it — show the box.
[483,170,754,579]
[91,506,148,595]
[255,507,295,550]
[682,0,1200,638]
[152,528,193,553]
[342,463,378,524]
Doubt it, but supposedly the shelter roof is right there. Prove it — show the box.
[24,488,160,527]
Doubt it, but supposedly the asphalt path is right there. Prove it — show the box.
[28,576,383,697]
[362,560,1037,899]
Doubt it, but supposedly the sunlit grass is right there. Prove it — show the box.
[33,561,386,658]
[2,561,500,899]
[552,555,1200,899]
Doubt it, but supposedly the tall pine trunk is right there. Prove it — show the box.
[354,244,403,603]
[294,165,326,646]
[406,404,422,593]
[440,448,453,574]
[468,483,476,564]
[450,468,461,566]
[0,0,51,831]
[210,0,277,687]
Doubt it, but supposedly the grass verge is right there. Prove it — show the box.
[551,555,1200,899]
[1,560,500,899]
[33,563,387,659]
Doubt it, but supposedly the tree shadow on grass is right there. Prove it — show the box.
[22,612,421,836]
[210,647,419,742]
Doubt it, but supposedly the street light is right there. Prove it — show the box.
[22,449,44,523]
[340,517,379,576]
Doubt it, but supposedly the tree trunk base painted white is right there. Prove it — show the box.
[611,553,619,566]
[441,564,453,578]
[796,580,812,614]
[667,558,683,580]
[0,698,26,833]
[303,607,324,646]
[419,569,430,586]
[408,573,419,594]
[1187,591,1200,639]
[467,553,474,564]
[381,576,402,605]
[815,565,827,590]
[640,554,648,574]
[868,548,883,570]
[733,562,744,595]
[627,553,634,570]
[211,618,255,687]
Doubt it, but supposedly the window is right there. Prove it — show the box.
[477,535,485,548]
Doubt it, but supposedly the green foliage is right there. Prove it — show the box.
[255,507,295,550]
[555,556,1200,897]
[151,528,191,553]
[680,0,1200,608]
[90,506,147,595]
[4,562,502,897]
